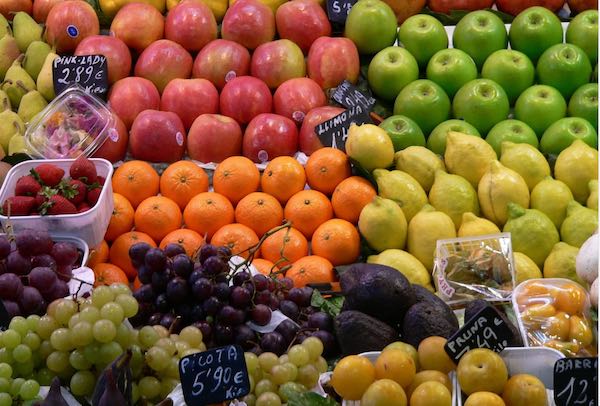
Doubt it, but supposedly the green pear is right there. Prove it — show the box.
[0,35,21,81]
[12,12,43,53]
[37,51,58,102]
[0,90,10,112]
[0,110,25,155]
[18,90,47,124]
[23,41,51,81]
[8,135,29,156]
[1,56,36,108]
[0,14,10,38]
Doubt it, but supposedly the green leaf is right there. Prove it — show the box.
[287,391,340,406]
[311,290,344,318]
[2,153,32,166]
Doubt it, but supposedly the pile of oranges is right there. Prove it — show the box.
[88,148,377,289]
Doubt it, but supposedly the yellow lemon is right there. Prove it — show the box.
[429,170,479,229]
[513,252,542,285]
[560,201,598,248]
[530,176,574,229]
[444,131,496,188]
[368,249,431,287]
[499,141,550,191]
[407,205,456,271]
[554,139,599,204]
[587,180,598,209]
[394,146,446,192]
[373,169,428,222]
[358,196,407,252]
[458,212,501,237]
[197,0,228,20]
[346,123,395,171]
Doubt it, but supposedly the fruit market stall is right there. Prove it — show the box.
[0,0,597,404]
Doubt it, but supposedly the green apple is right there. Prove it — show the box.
[427,119,480,155]
[452,79,510,135]
[393,79,451,135]
[485,119,539,157]
[509,6,563,64]
[515,85,567,138]
[452,10,508,69]
[537,43,593,100]
[368,46,419,101]
[398,14,448,69]
[481,49,535,105]
[592,64,598,82]
[426,48,478,98]
[540,117,598,154]
[379,115,426,151]
[344,0,398,55]
[568,83,598,131]
[566,10,598,65]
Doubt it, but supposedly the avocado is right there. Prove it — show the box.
[401,301,460,347]
[334,310,399,355]
[464,299,523,347]
[412,284,457,323]
[341,263,416,325]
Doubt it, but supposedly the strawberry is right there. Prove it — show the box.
[41,195,77,215]
[70,156,97,184]
[31,164,64,187]
[2,196,36,216]
[60,179,86,205]
[87,187,101,207]
[77,203,90,213]
[15,175,41,196]
[96,176,106,186]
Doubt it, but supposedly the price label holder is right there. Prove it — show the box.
[444,306,514,363]
[315,104,373,152]
[554,357,598,406]
[52,55,108,99]
[326,0,357,25]
[331,80,376,111]
[179,344,250,405]
[0,300,10,331]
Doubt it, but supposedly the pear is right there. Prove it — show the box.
[2,56,36,108]
[37,51,58,101]
[23,41,51,81]
[0,90,10,112]
[0,35,21,81]
[12,12,43,53]
[18,90,47,124]
[8,135,29,156]
[0,14,9,38]
[0,110,25,155]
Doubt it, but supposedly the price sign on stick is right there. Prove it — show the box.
[52,55,108,99]
[315,105,373,152]
[444,306,514,363]
[326,0,357,24]
[331,81,376,111]
[554,357,598,406]
[179,344,250,405]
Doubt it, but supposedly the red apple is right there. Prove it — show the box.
[427,0,494,14]
[243,113,299,163]
[299,106,345,155]
[130,110,186,163]
[134,39,193,93]
[165,0,217,52]
[307,37,360,89]
[250,39,306,89]
[74,35,132,85]
[92,114,128,163]
[110,3,164,52]
[273,78,327,123]
[45,0,99,53]
[496,0,565,14]
[220,76,272,125]
[108,77,161,129]
[221,0,276,50]
[160,78,219,129]
[275,0,332,54]
[567,0,597,12]
[187,114,243,162]
[0,0,32,20]
[192,39,251,90]
[33,0,64,23]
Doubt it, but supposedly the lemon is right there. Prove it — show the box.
[530,176,574,229]
[368,249,431,287]
[445,131,497,188]
[407,205,456,271]
[554,139,599,204]
[394,146,446,192]
[499,141,550,191]
[458,212,501,237]
[478,160,530,226]
[587,180,598,210]
[346,123,395,171]
[358,196,408,252]
[543,242,584,285]
[513,252,543,285]
[429,170,479,229]
[503,203,559,268]
[560,201,599,248]
[374,169,428,222]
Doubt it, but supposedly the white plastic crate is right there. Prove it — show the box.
[0,158,114,247]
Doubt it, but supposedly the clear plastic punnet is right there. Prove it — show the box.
[24,86,116,159]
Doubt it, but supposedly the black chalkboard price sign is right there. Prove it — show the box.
[179,344,250,405]
[0,301,9,331]
[326,0,357,24]
[554,357,598,406]
[444,306,514,363]
[52,55,108,99]
[315,104,373,151]
[331,81,376,111]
